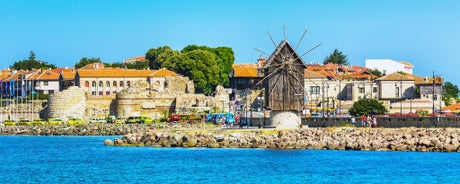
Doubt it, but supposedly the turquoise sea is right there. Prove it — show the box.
[0,136,459,183]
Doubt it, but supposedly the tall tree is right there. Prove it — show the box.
[146,44,235,94]
[11,51,56,70]
[323,49,349,65]
[75,57,102,69]
[442,82,460,106]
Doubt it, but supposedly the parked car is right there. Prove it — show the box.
[32,118,47,125]
[3,119,17,126]
[140,116,153,124]
[89,118,106,124]
[48,118,63,125]
[18,118,32,126]
[115,118,126,124]
[67,118,84,125]
[126,116,141,124]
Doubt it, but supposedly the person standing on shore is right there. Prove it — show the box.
[361,114,366,127]
[351,117,355,127]
[367,115,372,127]
[372,115,377,128]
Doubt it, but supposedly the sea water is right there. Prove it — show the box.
[0,136,459,184]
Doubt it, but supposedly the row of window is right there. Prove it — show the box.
[91,91,118,96]
[84,81,131,88]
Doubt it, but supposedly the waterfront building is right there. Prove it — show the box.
[74,63,180,96]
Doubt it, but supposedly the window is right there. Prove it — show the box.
[358,87,365,94]
[85,81,89,87]
[113,81,117,87]
[310,86,320,95]
[106,91,110,95]
[127,81,131,88]
[106,81,110,87]
[120,81,124,87]
[91,91,96,96]
[373,87,377,93]
[99,91,103,96]
[44,81,49,86]
[92,81,96,87]
[395,87,400,97]
[99,81,103,87]
[113,91,117,94]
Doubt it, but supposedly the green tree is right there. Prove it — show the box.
[323,49,349,65]
[181,45,234,87]
[103,62,122,68]
[125,61,150,70]
[349,99,387,116]
[368,68,383,78]
[75,57,102,69]
[146,46,175,69]
[442,82,460,106]
[11,51,56,70]
[146,44,235,94]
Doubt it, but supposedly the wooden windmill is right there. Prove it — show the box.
[256,28,320,111]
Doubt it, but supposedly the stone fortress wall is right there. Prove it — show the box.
[22,75,228,122]
[47,86,86,121]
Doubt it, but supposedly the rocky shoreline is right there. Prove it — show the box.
[0,124,154,136]
[106,127,460,152]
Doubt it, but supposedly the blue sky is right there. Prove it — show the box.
[1,0,459,85]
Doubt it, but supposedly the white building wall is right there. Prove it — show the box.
[366,59,413,74]
[35,80,60,94]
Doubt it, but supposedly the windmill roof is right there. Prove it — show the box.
[263,40,307,69]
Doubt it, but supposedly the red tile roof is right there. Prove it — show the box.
[232,64,260,77]
[376,72,415,81]
[124,56,146,63]
[304,69,326,78]
[77,68,178,78]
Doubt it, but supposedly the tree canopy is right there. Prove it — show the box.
[323,49,349,65]
[145,45,234,94]
[442,82,460,106]
[349,99,387,116]
[75,57,102,69]
[368,68,384,78]
[125,61,150,70]
[11,51,56,70]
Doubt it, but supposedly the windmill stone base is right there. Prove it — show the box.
[270,110,301,129]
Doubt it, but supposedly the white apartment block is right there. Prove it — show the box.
[366,59,413,75]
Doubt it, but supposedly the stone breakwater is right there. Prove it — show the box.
[0,124,154,136]
[107,128,460,152]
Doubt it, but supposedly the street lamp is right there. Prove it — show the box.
[294,93,302,128]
